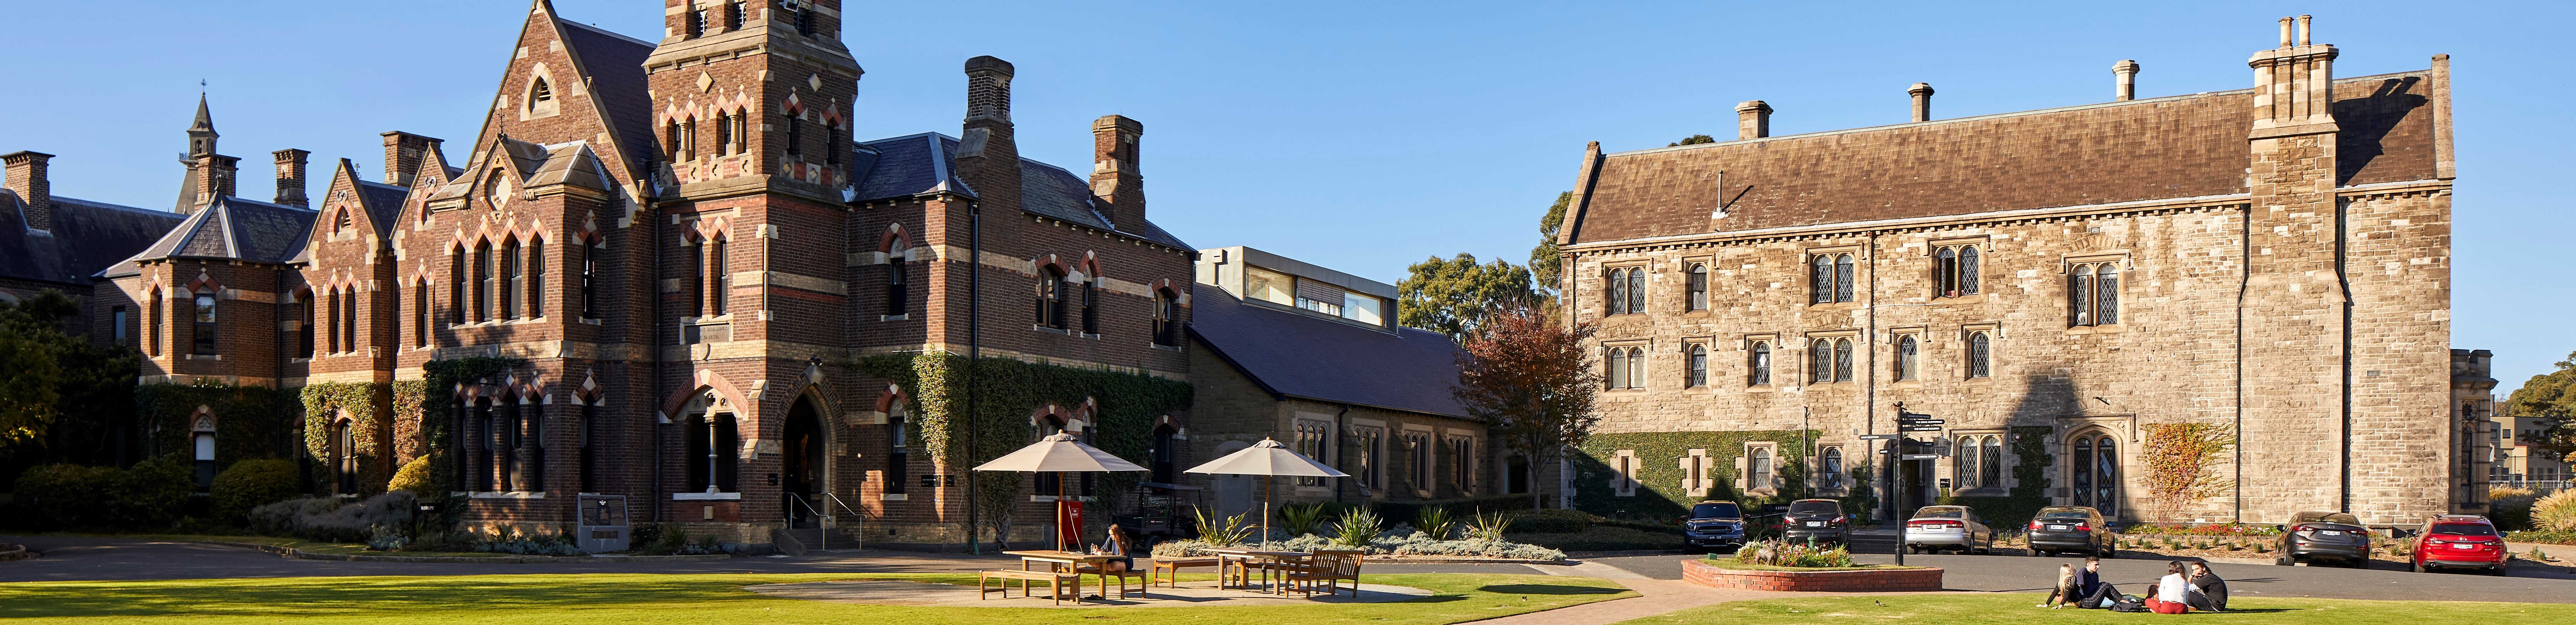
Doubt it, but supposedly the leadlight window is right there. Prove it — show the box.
[1935,245,1980,297]
[1833,338,1853,382]
[1896,335,1920,381]
[1687,263,1708,311]
[1750,447,1773,491]
[1606,346,1645,390]
[2069,262,2121,326]
[1811,253,1856,304]
[1627,267,1646,313]
[1822,447,1845,488]
[1748,342,1772,386]
[1982,436,2003,487]
[1956,437,1983,489]
[1809,339,1832,384]
[1966,331,1992,378]
[1687,344,1708,388]
[1606,268,1629,315]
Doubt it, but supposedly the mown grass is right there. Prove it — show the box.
[1612,594,2575,624]
[0,572,1631,624]
[39,532,525,557]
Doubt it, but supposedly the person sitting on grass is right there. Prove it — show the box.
[2188,561,2228,612]
[2067,556,2121,608]
[2041,563,2080,608]
[2145,560,2201,614]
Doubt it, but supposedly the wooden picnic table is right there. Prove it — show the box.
[1003,550,1127,599]
[1198,547,1311,594]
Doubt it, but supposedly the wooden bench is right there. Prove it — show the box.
[1150,557,1224,589]
[1288,550,1366,598]
[978,569,1084,605]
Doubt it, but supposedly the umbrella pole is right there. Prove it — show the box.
[1262,477,1272,549]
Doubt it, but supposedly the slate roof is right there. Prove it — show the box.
[102,196,317,277]
[851,132,1192,249]
[1187,283,1470,419]
[0,192,185,286]
[556,19,657,178]
[1565,71,2442,245]
[354,180,408,237]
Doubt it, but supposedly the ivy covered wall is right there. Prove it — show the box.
[299,382,389,495]
[1570,429,1830,521]
[134,380,297,473]
[1933,425,2056,528]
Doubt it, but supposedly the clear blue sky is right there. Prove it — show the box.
[3,1,2567,393]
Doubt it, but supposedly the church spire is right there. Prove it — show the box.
[175,94,231,213]
[186,93,219,158]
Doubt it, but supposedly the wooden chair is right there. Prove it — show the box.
[978,569,1083,605]
[1150,556,1223,588]
[1074,562,1150,599]
[1288,550,1366,598]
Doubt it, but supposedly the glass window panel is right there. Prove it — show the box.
[1967,333,1990,378]
[1628,269,1647,313]
[1936,247,1957,295]
[1833,338,1853,381]
[1689,345,1707,387]
[1897,336,1920,381]
[1983,437,2004,487]
[1811,339,1832,383]
[1608,349,1628,389]
[1834,255,1855,302]
[1606,268,1627,314]
[1688,264,1708,310]
[1751,343,1771,386]
[2073,438,2094,507]
[1627,348,1645,389]
[2098,267,2120,325]
[1245,265,1296,307]
[1344,292,1384,325]
[1960,247,1981,295]
[1812,256,1833,304]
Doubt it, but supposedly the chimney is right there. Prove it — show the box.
[954,56,1021,212]
[1090,115,1145,228]
[191,153,240,209]
[1908,82,1935,122]
[1734,100,1772,140]
[2,151,54,231]
[380,131,442,187]
[272,149,310,207]
[2113,60,2141,101]
[2248,15,2336,138]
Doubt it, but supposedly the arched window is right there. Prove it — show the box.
[414,282,430,347]
[1687,344,1708,388]
[326,288,340,353]
[1748,342,1772,386]
[525,239,544,318]
[476,241,496,321]
[1152,289,1181,347]
[2069,264,2094,326]
[1935,246,1982,297]
[147,290,163,356]
[336,209,353,234]
[1607,348,1629,390]
[1605,268,1628,315]
[884,404,910,495]
[708,237,729,316]
[1810,255,1833,304]
[338,287,356,352]
[1966,332,1992,378]
[1626,347,1645,389]
[1823,447,1845,488]
[666,120,688,161]
[2072,437,2093,508]
[686,238,706,316]
[1957,438,1981,489]
[2071,433,2120,516]
[1035,267,1067,329]
[1626,267,1646,314]
[449,251,466,325]
[885,256,908,316]
[1982,436,2004,488]
[531,78,553,103]
[1834,254,1855,302]
[1081,278,1099,335]
[1833,338,1854,382]
[1896,335,1920,381]
[1750,447,1773,490]
[298,293,315,357]
[2094,264,2119,325]
[1810,339,1832,384]
[1686,263,1708,311]
[501,239,521,319]
[192,292,218,355]
[331,419,356,494]
[1960,247,1981,295]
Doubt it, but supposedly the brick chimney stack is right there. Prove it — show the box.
[380,131,442,187]
[272,149,310,207]
[1090,115,1145,228]
[2,151,54,231]
[191,153,240,210]
[955,56,1020,212]
[2114,60,2142,101]
[1909,83,1935,122]
[1735,101,1772,140]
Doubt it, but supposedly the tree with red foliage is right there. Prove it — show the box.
[1453,304,1600,511]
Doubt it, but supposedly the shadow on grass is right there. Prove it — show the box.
[1476,584,1626,595]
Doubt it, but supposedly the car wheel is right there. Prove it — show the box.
[2410,559,2426,573]
[2276,556,2295,566]
[2489,564,2508,577]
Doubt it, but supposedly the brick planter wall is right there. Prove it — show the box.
[1681,558,1943,592]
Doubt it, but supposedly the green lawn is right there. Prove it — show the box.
[1613,595,2575,624]
[0,572,1632,624]
[41,532,529,558]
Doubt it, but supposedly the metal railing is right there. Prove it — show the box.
[785,493,869,551]
[2487,479,2569,491]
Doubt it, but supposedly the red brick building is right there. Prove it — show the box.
[6,0,1197,552]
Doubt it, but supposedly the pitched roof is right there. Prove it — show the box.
[1565,71,2441,245]
[554,18,657,178]
[0,192,185,286]
[850,132,1192,249]
[1187,283,1469,419]
[354,180,408,237]
[103,196,316,276]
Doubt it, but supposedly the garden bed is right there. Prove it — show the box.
[1682,558,1941,592]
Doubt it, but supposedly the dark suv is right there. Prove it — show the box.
[2274,510,2370,568]
[2024,506,2115,558]
[1682,500,1748,553]
[1780,499,1848,546]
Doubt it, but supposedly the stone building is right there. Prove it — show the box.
[1547,17,2470,525]
[1184,246,1489,520]
[10,0,1200,553]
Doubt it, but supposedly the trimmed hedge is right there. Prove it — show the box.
[211,458,301,524]
[8,453,192,530]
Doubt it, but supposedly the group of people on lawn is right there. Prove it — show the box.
[2044,556,2228,614]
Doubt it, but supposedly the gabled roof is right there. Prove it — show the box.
[354,180,409,237]
[103,196,317,276]
[1187,283,1470,419]
[553,18,656,178]
[850,132,1192,249]
[0,192,185,286]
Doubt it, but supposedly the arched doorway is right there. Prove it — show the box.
[2069,430,2121,517]
[783,397,826,527]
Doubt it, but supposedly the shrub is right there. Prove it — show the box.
[105,453,194,529]
[387,456,435,495]
[1279,502,1330,536]
[249,493,415,543]
[1192,508,1255,546]
[1371,494,1534,526]
[12,464,118,529]
[1467,508,1516,542]
[1507,508,1591,533]
[1733,538,1854,568]
[1334,508,1382,547]
[2533,490,2576,532]
[1416,507,1459,540]
[211,459,301,523]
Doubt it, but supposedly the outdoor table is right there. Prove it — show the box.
[1198,547,1311,594]
[1003,550,1126,599]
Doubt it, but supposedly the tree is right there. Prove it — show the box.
[1669,134,1716,146]
[1529,191,1571,297]
[1453,305,1600,511]
[2504,351,2576,465]
[0,289,139,471]
[0,292,72,446]
[1397,254,1534,342]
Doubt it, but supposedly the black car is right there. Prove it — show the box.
[2275,510,2370,567]
[2023,506,2115,558]
[1780,499,1848,546]
[1682,500,1748,553]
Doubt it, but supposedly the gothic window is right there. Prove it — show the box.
[413,282,430,347]
[529,78,554,113]
[1605,268,1629,315]
[1686,263,1708,311]
[1750,447,1774,491]
[501,240,521,320]
[1606,346,1645,390]
[1810,338,1832,384]
[1449,436,1474,492]
[2096,264,2119,325]
[298,293,315,357]
[336,209,353,234]
[147,290,162,356]
[1956,437,1982,489]
[580,242,599,319]
[526,240,544,318]
[1833,338,1854,382]
[665,121,686,161]
[686,239,706,316]
[885,256,908,316]
[1607,347,1628,390]
[2069,262,2121,327]
[1982,436,2003,488]
[1626,266,1646,313]
[1035,267,1068,330]
[1935,245,1981,297]
[191,292,217,355]
[1352,426,1382,489]
[388,282,400,352]
[476,242,495,321]
[1081,279,1099,335]
[1812,253,1856,304]
[449,251,466,325]
[339,287,356,352]
[1966,331,1992,378]
[2072,433,2120,515]
[708,238,729,316]
[1748,341,1772,386]
[1687,344,1708,388]
[1152,289,1181,347]
[1896,335,1920,381]
[331,419,356,494]
[716,112,737,156]
[884,406,909,495]
[1834,254,1855,302]
[1822,447,1845,488]
[1295,421,1328,486]
[785,114,803,157]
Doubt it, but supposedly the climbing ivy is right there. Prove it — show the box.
[1569,430,1828,521]
[856,352,1192,544]
[411,357,525,503]
[133,380,295,472]
[299,383,387,495]
[1935,425,2055,528]
[2141,422,2235,521]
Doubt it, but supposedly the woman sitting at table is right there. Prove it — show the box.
[1100,524,1136,573]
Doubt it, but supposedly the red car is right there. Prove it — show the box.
[2410,514,2508,575]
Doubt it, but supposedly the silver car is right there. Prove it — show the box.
[1902,505,1995,555]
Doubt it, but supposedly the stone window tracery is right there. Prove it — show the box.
[1935,245,1980,297]
[2069,262,2120,326]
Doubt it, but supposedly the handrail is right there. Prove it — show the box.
[823,493,866,551]
[785,493,829,551]
[783,493,870,551]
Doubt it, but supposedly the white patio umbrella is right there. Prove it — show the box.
[1183,437,1349,548]
[973,432,1148,551]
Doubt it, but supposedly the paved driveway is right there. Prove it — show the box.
[1583,550,2576,604]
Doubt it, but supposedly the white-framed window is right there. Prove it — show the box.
[1295,421,1329,487]
[1607,345,1646,390]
